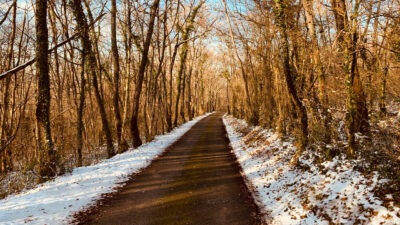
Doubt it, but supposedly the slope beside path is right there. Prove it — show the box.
[223,115,400,224]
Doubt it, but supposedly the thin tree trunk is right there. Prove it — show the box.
[121,0,132,143]
[130,0,161,148]
[338,0,368,157]
[111,0,124,152]
[221,0,253,121]
[379,66,388,115]
[301,0,330,142]
[49,3,63,113]
[76,51,86,167]
[169,42,179,128]
[154,1,169,131]
[173,1,204,127]
[180,69,187,123]
[0,0,17,172]
[187,66,193,120]
[70,0,115,158]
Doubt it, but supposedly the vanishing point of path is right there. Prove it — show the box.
[76,113,262,225]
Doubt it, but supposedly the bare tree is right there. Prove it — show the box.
[274,0,308,161]
[70,0,115,158]
[130,0,161,147]
[35,0,57,181]
[111,0,125,152]
[173,1,205,127]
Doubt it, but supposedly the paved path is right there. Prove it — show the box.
[76,113,261,225]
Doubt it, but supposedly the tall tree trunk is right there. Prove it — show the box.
[301,0,330,142]
[156,1,170,131]
[379,66,388,116]
[221,0,253,121]
[35,0,57,181]
[336,0,368,157]
[111,0,124,152]
[70,0,115,158]
[274,0,308,161]
[168,42,179,129]
[121,0,132,142]
[180,69,187,123]
[187,66,193,120]
[76,52,86,167]
[173,1,204,127]
[130,0,161,148]
[49,2,63,114]
[0,0,17,173]
[173,44,188,127]
[344,30,359,158]
[330,0,346,47]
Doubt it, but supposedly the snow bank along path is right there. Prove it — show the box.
[0,113,212,225]
[223,115,400,225]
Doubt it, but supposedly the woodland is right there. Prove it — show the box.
[0,0,399,204]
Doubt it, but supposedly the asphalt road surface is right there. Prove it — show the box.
[75,113,262,225]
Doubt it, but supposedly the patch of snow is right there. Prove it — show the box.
[0,113,212,225]
[223,115,400,225]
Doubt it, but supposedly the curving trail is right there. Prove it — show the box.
[75,113,262,225]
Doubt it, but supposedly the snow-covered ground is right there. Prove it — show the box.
[223,115,400,225]
[0,113,211,225]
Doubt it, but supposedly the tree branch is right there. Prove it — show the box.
[0,13,106,81]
